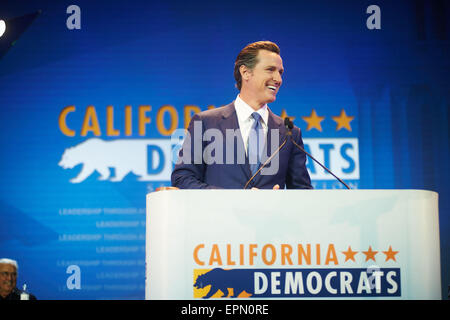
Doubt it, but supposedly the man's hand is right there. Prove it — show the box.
[251,184,280,190]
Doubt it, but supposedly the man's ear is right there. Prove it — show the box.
[240,65,252,81]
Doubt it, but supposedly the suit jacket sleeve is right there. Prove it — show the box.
[285,126,313,189]
[171,113,222,189]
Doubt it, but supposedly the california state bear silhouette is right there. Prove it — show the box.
[58,138,172,183]
[194,268,253,299]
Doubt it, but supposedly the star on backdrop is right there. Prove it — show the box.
[302,109,325,132]
[332,109,354,131]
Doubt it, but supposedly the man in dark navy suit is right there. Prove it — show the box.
[171,41,312,190]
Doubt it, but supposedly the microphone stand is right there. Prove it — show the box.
[285,118,351,190]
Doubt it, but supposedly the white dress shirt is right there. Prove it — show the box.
[234,95,269,154]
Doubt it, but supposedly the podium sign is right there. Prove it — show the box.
[146,190,441,299]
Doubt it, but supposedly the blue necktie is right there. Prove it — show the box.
[248,112,264,175]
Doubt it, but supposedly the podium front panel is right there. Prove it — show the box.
[145,190,440,299]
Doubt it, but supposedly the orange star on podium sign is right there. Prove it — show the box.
[362,246,378,262]
[302,109,325,132]
[332,109,354,131]
[383,246,399,262]
[342,246,358,262]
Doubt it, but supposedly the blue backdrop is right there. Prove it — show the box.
[0,0,448,299]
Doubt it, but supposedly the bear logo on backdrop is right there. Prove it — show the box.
[58,138,174,183]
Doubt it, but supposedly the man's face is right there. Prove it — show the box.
[0,264,17,296]
[241,49,284,106]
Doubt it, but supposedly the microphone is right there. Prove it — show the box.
[284,118,351,189]
[284,117,293,131]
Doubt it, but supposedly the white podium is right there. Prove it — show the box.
[145,190,441,299]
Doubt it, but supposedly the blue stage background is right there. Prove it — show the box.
[0,0,448,299]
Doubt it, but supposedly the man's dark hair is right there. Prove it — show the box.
[234,41,280,91]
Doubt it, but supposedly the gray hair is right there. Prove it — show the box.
[0,258,18,270]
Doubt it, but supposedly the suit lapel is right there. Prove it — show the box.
[218,103,252,181]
